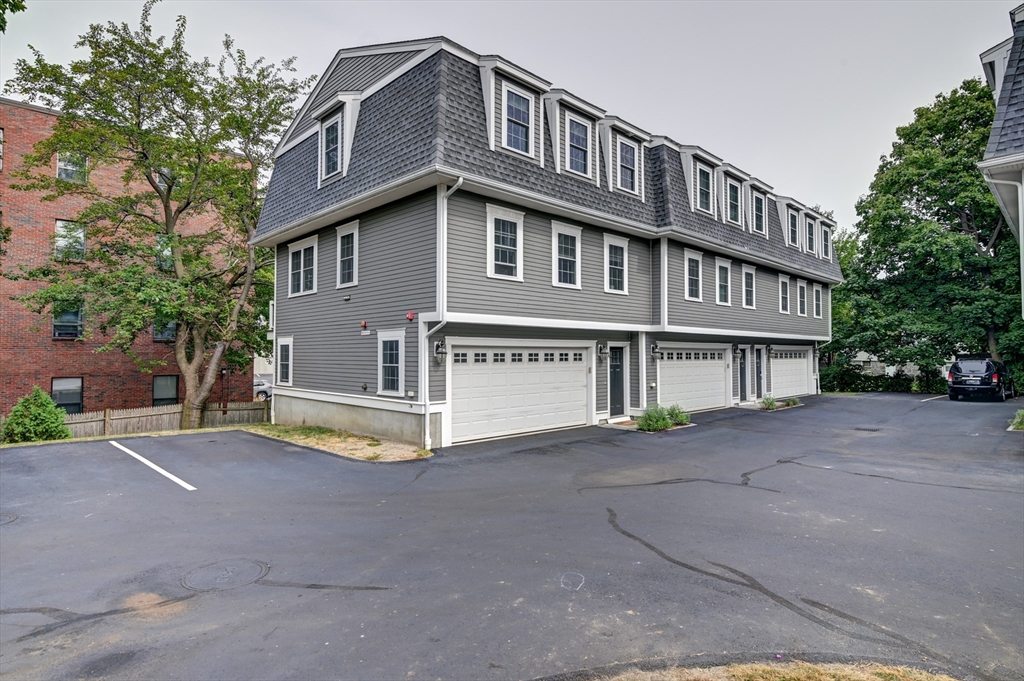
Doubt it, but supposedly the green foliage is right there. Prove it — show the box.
[2,1,313,426]
[1011,410,1024,431]
[783,397,801,407]
[2,386,73,443]
[665,404,690,426]
[759,395,777,411]
[0,0,26,33]
[636,404,672,432]
[822,78,1021,383]
[913,369,948,395]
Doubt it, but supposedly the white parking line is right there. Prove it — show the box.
[109,441,197,491]
[920,395,946,402]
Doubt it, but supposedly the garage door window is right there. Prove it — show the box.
[377,329,405,396]
[454,352,467,363]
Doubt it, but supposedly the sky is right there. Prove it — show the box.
[0,1,1013,231]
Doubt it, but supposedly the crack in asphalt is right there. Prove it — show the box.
[740,456,808,486]
[783,460,1024,495]
[578,478,780,495]
[391,466,430,495]
[1,596,198,643]
[605,507,1001,681]
[255,579,389,591]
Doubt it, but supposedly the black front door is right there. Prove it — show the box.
[739,349,748,401]
[609,347,624,417]
[755,348,763,399]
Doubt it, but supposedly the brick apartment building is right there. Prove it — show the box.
[0,97,252,415]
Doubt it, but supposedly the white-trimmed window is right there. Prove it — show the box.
[797,279,807,317]
[696,163,713,214]
[320,112,341,180]
[788,211,800,246]
[565,112,591,178]
[726,179,741,225]
[551,222,582,289]
[277,337,293,386]
[54,220,85,260]
[742,265,756,309]
[604,233,629,295]
[715,257,732,306]
[684,248,703,302]
[617,136,640,194]
[336,221,358,288]
[501,81,534,158]
[57,152,87,183]
[377,329,405,397]
[288,235,317,296]
[752,192,766,234]
[779,275,790,314]
[821,225,832,260]
[486,204,525,282]
[813,284,823,318]
[806,218,816,254]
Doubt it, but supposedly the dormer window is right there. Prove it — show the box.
[752,193,766,234]
[788,211,799,246]
[566,114,591,177]
[696,163,713,214]
[805,218,816,254]
[727,180,741,225]
[821,226,832,260]
[617,138,638,193]
[502,82,534,157]
[320,113,341,180]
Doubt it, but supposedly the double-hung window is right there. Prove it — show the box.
[377,329,405,397]
[726,180,741,224]
[336,221,358,288]
[486,204,524,282]
[788,211,800,246]
[53,306,83,339]
[821,226,832,260]
[566,114,591,177]
[813,284,823,318]
[742,265,756,309]
[696,163,713,214]
[797,280,807,317]
[277,337,293,386]
[502,82,533,156]
[52,378,83,414]
[153,376,179,407]
[604,233,629,294]
[752,193,766,234]
[715,257,731,306]
[54,220,85,260]
[684,249,703,302]
[551,223,581,289]
[806,219,816,254]
[321,113,341,180]
[57,152,87,183]
[617,137,639,193]
[153,320,177,341]
[779,275,791,314]
[288,235,317,296]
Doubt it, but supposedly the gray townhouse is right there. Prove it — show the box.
[253,37,842,448]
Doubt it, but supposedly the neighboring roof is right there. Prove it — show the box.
[0,96,61,117]
[986,7,1024,159]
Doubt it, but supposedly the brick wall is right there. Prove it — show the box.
[0,98,253,415]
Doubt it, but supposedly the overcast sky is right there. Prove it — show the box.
[1,1,1012,231]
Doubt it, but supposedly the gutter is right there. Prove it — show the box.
[982,175,1024,320]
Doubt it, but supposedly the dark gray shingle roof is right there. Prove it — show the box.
[986,18,1024,158]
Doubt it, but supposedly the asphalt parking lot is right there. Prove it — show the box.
[1,393,1021,681]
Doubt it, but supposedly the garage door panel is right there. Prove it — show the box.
[659,349,728,412]
[772,351,810,398]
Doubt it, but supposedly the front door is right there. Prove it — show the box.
[755,348,763,399]
[609,347,624,417]
[739,349,748,401]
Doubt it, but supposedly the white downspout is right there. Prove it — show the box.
[422,177,463,449]
[982,175,1024,320]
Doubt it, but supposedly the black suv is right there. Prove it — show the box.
[947,358,1016,401]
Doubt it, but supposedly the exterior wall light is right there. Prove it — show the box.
[597,343,609,361]
[434,338,448,364]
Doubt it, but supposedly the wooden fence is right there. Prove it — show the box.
[56,401,269,438]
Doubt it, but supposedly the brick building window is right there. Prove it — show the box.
[57,153,87,183]
[53,306,84,339]
[153,376,179,406]
[153,320,177,342]
[54,220,85,260]
[52,378,83,414]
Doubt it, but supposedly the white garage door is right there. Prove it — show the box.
[658,349,728,412]
[451,346,588,443]
[771,350,810,398]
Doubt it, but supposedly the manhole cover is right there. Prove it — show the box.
[0,513,17,526]
[181,559,268,591]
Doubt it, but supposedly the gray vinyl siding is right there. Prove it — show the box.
[766,358,773,395]
[494,74,543,165]
[645,341,657,408]
[447,192,652,323]
[630,335,641,410]
[666,241,830,337]
[275,190,436,398]
[732,357,740,401]
[559,105,599,181]
[650,240,661,325]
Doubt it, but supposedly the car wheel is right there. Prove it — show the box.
[998,386,1007,403]
[948,391,958,401]
[257,391,269,402]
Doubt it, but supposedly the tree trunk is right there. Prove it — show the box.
[181,397,203,430]
[986,325,1002,362]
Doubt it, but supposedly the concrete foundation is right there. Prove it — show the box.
[275,394,429,447]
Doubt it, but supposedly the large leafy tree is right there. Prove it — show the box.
[836,78,1023,376]
[3,1,313,427]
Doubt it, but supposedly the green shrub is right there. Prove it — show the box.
[665,404,690,426]
[783,397,801,407]
[1011,410,1024,431]
[819,361,867,392]
[760,395,777,411]
[1,386,73,444]
[636,404,672,432]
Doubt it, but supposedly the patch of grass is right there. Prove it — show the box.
[248,423,339,439]
[609,662,959,681]
[636,404,672,432]
[415,448,432,458]
[1011,409,1024,431]
[760,395,778,411]
[366,438,382,447]
[665,404,690,426]
[364,452,382,461]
